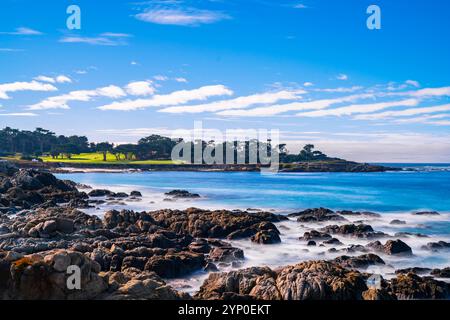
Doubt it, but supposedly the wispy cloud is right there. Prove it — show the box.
[216,93,374,117]
[135,8,230,26]
[0,27,43,35]
[0,48,24,52]
[159,90,305,114]
[59,33,130,46]
[0,81,57,99]
[98,85,233,111]
[0,112,37,117]
[354,103,450,120]
[34,75,72,84]
[336,74,349,81]
[28,85,127,110]
[296,99,419,117]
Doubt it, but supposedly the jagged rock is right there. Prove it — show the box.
[333,254,385,269]
[195,261,369,300]
[422,241,450,251]
[251,229,281,244]
[299,230,332,241]
[389,273,450,299]
[288,208,346,223]
[395,267,432,275]
[209,247,244,263]
[431,267,450,278]
[164,190,200,198]
[144,251,205,278]
[321,224,387,239]
[367,239,412,255]
[390,219,406,225]
[337,210,381,218]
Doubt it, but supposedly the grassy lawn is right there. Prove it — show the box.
[39,152,177,165]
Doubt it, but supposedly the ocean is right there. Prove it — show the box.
[56,165,450,292]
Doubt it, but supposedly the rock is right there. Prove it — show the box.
[164,190,200,198]
[362,288,396,300]
[251,229,281,244]
[321,224,386,239]
[42,220,58,235]
[307,241,316,246]
[395,267,432,275]
[88,189,115,197]
[389,273,450,299]
[195,261,369,300]
[114,192,129,198]
[288,208,346,223]
[323,238,343,245]
[209,247,244,263]
[413,211,440,216]
[333,254,385,269]
[422,241,450,251]
[130,191,142,197]
[299,230,332,241]
[337,210,381,218]
[390,219,406,225]
[367,239,413,256]
[431,267,450,278]
[144,252,205,278]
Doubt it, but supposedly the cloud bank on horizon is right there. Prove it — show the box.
[0,0,449,162]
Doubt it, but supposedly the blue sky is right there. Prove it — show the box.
[0,0,450,162]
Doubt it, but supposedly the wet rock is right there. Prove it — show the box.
[390,219,406,225]
[422,241,450,251]
[299,230,332,241]
[333,254,385,269]
[337,210,381,218]
[130,191,142,197]
[321,224,387,239]
[164,190,200,198]
[367,239,413,256]
[395,267,432,275]
[144,251,205,278]
[323,238,343,245]
[251,229,281,244]
[288,208,347,223]
[389,273,450,299]
[307,240,316,246]
[88,189,115,197]
[209,247,244,263]
[413,211,440,216]
[431,267,450,278]
[195,261,369,300]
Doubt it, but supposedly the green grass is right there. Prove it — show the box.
[39,152,177,165]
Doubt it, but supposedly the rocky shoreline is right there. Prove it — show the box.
[6,159,401,173]
[0,161,449,300]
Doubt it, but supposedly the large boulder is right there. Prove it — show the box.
[288,208,346,223]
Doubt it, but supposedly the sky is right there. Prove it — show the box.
[0,0,450,162]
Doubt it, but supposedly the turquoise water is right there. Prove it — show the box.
[58,169,450,213]
[57,168,450,287]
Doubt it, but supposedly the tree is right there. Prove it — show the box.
[95,142,114,161]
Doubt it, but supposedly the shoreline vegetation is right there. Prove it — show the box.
[0,127,400,173]
[0,160,449,300]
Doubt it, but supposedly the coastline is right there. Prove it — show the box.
[1,161,449,300]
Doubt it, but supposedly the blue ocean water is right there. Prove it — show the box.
[58,168,450,214]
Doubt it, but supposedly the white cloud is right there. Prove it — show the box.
[354,103,450,120]
[296,99,419,117]
[125,81,155,96]
[136,8,230,26]
[28,85,126,110]
[56,75,72,83]
[336,74,348,81]
[34,75,72,84]
[0,112,37,117]
[217,93,374,117]
[314,86,362,93]
[0,48,24,52]
[391,86,450,98]
[159,90,305,114]
[98,85,233,111]
[60,34,129,46]
[293,4,308,9]
[405,80,420,88]
[0,27,43,35]
[154,75,169,81]
[303,82,314,87]
[0,80,57,99]
[175,77,188,83]
[100,32,132,38]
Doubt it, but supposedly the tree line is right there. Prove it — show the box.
[0,127,332,163]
